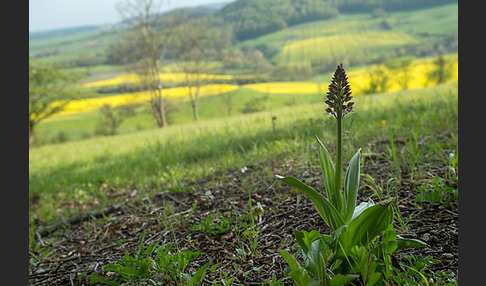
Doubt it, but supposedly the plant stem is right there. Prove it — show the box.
[335,114,343,192]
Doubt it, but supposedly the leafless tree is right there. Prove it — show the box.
[115,0,173,127]
[172,15,222,122]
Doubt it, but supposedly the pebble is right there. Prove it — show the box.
[440,253,454,260]
[421,233,431,242]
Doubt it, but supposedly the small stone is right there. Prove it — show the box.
[440,253,454,260]
[421,233,431,242]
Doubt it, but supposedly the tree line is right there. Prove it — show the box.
[215,0,457,41]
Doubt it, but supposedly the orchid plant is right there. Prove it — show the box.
[276,64,425,285]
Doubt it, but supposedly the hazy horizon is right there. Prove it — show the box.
[29,0,233,33]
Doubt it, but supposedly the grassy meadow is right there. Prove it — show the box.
[34,52,457,146]
[29,27,118,63]
[30,81,458,224]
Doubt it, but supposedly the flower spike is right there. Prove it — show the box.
[325,63,355,118]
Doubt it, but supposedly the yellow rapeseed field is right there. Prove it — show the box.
[244,54,457,96]
[81,73,235,88]
[281,31,417,64]
[347,55,458,94]
[57,84,238,116]
[53,54,457,117]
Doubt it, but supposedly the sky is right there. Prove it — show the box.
[29,0,232,33]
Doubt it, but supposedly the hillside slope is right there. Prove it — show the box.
[237,3,457,69]
[216,0,457,41]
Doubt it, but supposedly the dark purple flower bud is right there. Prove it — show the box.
[324,63,354,118]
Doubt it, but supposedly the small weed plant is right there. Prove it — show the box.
[415,176,458,206]
[191,211,233,236]
[276,64,426,285]
[90,234,209,285]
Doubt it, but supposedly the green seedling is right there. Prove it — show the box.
[191,212,232,236]
[415,176,458,206]
[263,274,288,286]
[389,254,438,285]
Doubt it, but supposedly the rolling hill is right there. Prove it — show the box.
[29,0,457,70]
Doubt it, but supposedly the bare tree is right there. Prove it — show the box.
[172,15,222,122]
[384,57,413,90]
[95,103,138,136]
[427,52,453,85]
[115,0,173,127]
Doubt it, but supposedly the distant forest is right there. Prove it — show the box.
[215,0,458,41]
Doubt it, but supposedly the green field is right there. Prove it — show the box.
[30,82,458,224]
[29,26,119,64]
[240,3,457,66]
[34,86,324,144]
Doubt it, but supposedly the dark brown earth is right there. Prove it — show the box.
[29,147,458,285]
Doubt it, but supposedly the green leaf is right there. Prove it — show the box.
[306,239,329,281]
[377,228,398,256]
[294,230,308,254]
[191,262,210,284]
[344,149,361,223]
[279,250,301,272]
[294,229,321,255]
[350,246,382,286]
[210,263,220,273]
[396,235,428,249]
[338,202,394,260]
[275,175,345,231]
[315,136,339,208]
[329,273,360,286]
[351,199,374,221]
[289,268,314,286]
